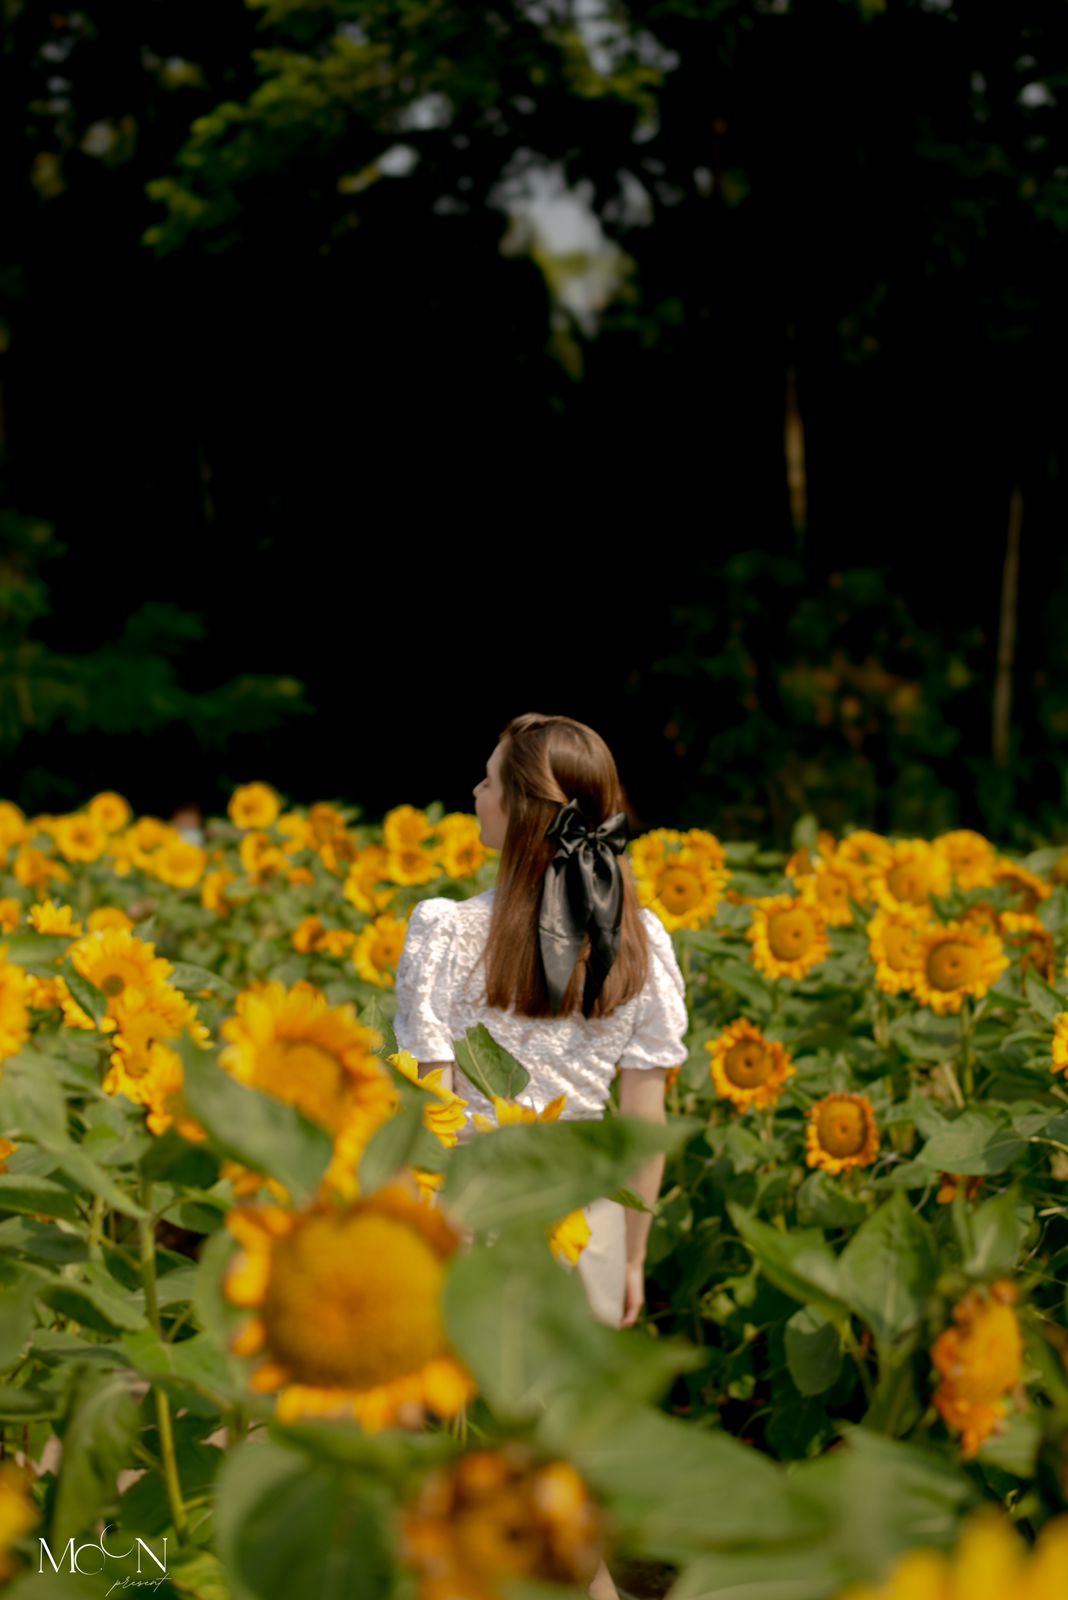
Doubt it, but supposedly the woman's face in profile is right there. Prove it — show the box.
[473,741,507,851]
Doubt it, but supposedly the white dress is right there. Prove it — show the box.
[391,886,689,1135]
[391,887,689,1330]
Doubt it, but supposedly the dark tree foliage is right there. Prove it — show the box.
[1,2,1066,840]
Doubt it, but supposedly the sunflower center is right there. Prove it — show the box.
[658,867,701,910]
[262,1212,446,1389]
[927,940,981,991]
[885,862,930,904]
[767,908,816,959]
[723,1041,773,1088]
[102,972,126,996]
[816,1100,867,1157]
[883,923,920,970]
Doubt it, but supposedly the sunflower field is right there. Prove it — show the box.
[0,790,1066,1599]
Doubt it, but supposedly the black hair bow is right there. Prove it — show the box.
[538,796,629,1017]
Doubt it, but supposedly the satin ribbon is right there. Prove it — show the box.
[538,796,630,1017]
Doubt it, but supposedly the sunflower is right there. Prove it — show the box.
[13,846,70,891]
[0,1459,40,1585]
[835,829,894,879]
[934,829,998,890]
[0,950,30,1064]
[436,830,488,880]
[27,900,83,937]
[152,839,208,889]
[238,831,287,883]
[470,1093,567,1132]
[318,831,361,876]
[0,803,28,851]
[384,805,434,852]
[633,843,728,933]
[229,782,281,831]
[223,1179,476,1431]
[548,1209,592,1266]
[202,868,241,914]
[386,847,442,888]
[936,1172,984,1205]
[836,1508,1068,1600]
[277,812,314,855]
[103,988,212,1142]
[912,921,1009,1016]
[68,928,175,1018]
[1052,1012,1068,1079]
[88,906,134,934]
[52,813,108,864]
[398,1443,608,1599]
[999,911,1056,981]
[352,913,408,987]
[866,905,929,996]
[959,900,1002,938]
[342,847,398,915]
[124,817,173,871]
[218,979,393,1136]
[287,865,316,888]
[931,1280,1022,1459]
[796,855,869,928]
[747,895,830,981]
[706,1018,795,1110]
[871,839,950,912]
[389,1050,470,1148]
[87,791,131,833]
[0,1137,17,1170]
[805,1092,879,1176]
[993,858,1052,912]
[0,899,21,935]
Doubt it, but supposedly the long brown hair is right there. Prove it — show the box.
[482,713,649,1019]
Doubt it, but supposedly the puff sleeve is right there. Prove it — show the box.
[392,898,459,1062]
[617,909,690,1071]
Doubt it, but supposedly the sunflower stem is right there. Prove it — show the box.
[87,1193,105,1262]
[840,1321,874,1404]
[139,1176,189,1543]
[959,998,975,1098]
[873,992,890,1052]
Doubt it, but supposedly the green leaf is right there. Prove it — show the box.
[0,1384,61,1419]
[796,1170,869,1230]
[785,1308,843,1397]
[176,1033,333,1204]
[0,931,77,972]
[52,1367,141,1542]
[168,962,238,1000]
[356,1092,445,1195]
[917,1108,1027,1176]
[119,1326,238,1400]
[1024,968,1066,1022]
[444,1227,701,1430]
[214,1435,394,1600]
[959,1188,1032,1277]
[0,1172,82,1223]
[453,1023,530,1100]
[358,993,397,1058]
[39,1143,149,1220]
[976,1411,1041,1477]
[0,1275,41,1367]
[36,1267,148,1333]
[839,1192,937,1350]
[60,966,108,1027]
[442,1115,700,1233]
[727,1205,848,1322]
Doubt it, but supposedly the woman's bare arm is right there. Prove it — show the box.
[617,1066,668,1265]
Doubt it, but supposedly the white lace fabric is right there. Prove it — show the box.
[392,887,689,1141]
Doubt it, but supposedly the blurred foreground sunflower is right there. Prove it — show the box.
[223,1178,476,1431]
[399,1443,609,1600]
[931,1280,1022,1459]
[838,1508,1068,1600]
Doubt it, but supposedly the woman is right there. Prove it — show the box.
[393,714,689,1599]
